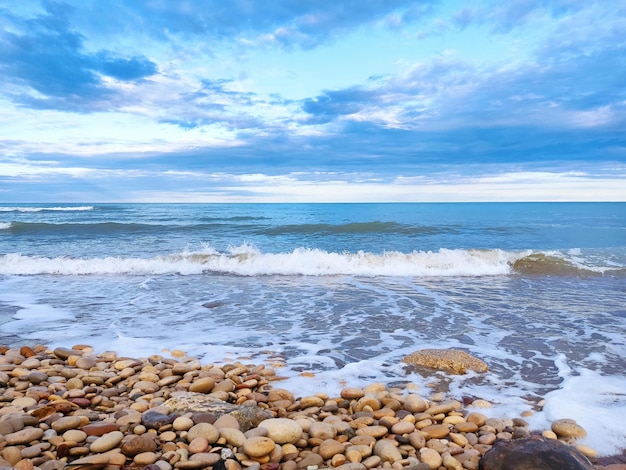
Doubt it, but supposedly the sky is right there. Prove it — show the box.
[0,0,625,202]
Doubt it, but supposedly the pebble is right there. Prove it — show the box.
[391,420,415,435]
[189,452,221,466]
[62,429,87,442]
[1,446,23,465]
[89,430,124,453]
[187,422,219,443]
[188,437,210,454]
[318,438,346,459]
[308,421,336,440]
[220,427,246,447]
[258,418,302,444]
[134,451,158,465]
[189,377,216,393]
[0,344,611,470]
[355,425,388,438]
[214,413,240,430]
[341,387,366,399]
[51,416,85,433]
[173,416,194,431]
[374,439,403,463]
[420,447,443,469]
[243,436,276,457]
[552,419,587,439]
[141,410,174,429]
[423,423,451,439]
[404,394,428,413]
[82,422,121,436]
[5,428,44,445]
[121,435,158,456]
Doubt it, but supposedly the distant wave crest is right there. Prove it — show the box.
[0,206,94,212]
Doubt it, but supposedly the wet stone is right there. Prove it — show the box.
[53,348,82,360]
[121,435,158,457]
[479,436,594,470]
[141,410,174,429]
[551,419,587,439]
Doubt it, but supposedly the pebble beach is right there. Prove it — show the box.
[1,344,624,470]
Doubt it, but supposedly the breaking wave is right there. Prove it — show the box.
[0,246,622,277]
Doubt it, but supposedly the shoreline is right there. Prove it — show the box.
[0,344,624,470]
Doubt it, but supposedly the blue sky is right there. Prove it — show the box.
[1,0,625,202]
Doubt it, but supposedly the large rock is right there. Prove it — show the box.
[479,436,594,470]
[402,348,488,374]
[163,391,271,432]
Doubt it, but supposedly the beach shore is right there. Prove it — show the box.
[0,344,623,470]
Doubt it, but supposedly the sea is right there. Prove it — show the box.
[1,202,625,455]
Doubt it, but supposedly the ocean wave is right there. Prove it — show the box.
[0,206,94,212]
[1,246,621,277]
[261,221,454,236]
[512,253,608,276]
[0,245,624,277]
[0,222,11,230]
[4,221,164,235]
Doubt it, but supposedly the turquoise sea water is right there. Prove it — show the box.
[0,202,625,454]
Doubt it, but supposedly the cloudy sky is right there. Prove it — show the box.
[1,0,625,202]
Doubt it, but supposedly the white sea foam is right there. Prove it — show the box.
[0,206,93,212]
[0,247,527,276]
[526,357,626,457]
[0,222,11,230]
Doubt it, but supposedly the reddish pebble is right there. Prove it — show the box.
[261,464,280,470]
[20,346,36,358]
[70,398,91,408]
[82,423,121,436]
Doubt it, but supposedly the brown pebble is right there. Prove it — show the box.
[214,413,240,430]
[188,437,210,454]
[14,458,34,470]
[422,424,451,439]
[455,421,479,433]
[121,435,158,457]
[318,439,346,459]
[355,425,388,438]
[5,427,44,445]
[189,377,216,393]
[1,446,23,465]
[82,422,121,436]
[551,419,587,439]
[134,451,158,466]
[243,436,276,458]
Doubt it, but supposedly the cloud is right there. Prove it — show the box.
[94,52,157,81]
[0,1,157,110]
[0,0,624,202]
[106,0,439,49]
[302,88,375,123]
